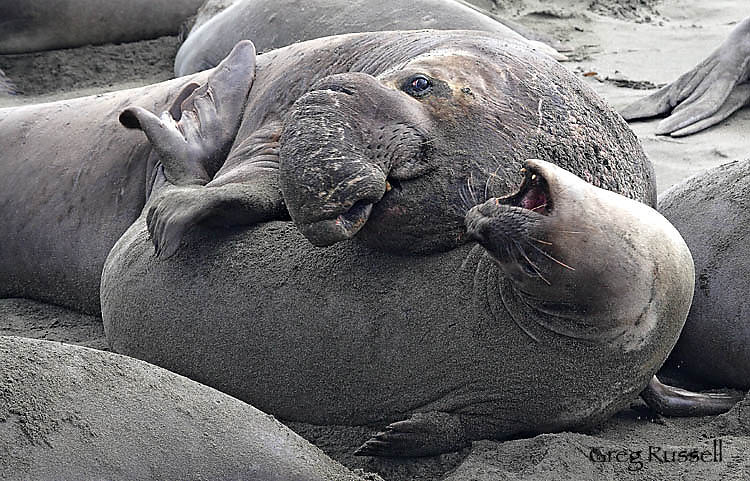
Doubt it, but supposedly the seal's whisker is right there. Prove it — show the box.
[530,203,548,213]
[484,164,502,202]
[527,241,575,271]
[529,236,553,246]
[467,173,478,205]
[513,240,551,286]
[458,183,476,214]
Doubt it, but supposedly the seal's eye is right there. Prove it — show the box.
[403,74,432,98]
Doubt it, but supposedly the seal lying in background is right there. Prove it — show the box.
[0,0,204,54]
[175,0,564,76]
[0,336,364,481]
[658,160,750,390]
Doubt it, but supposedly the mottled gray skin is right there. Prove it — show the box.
[174,0,562,76]
[659,160,750,390]
[0,336,364,481]
[0,0,204,54]
[99,31,678,457]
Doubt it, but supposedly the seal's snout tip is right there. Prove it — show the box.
[464,160,554,234]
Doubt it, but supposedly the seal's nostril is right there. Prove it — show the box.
[322,85,355,95]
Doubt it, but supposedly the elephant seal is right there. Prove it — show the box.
[0,336,365,481]
[174,0,564,76]
[0,0,204,54]
[658,159,750,389]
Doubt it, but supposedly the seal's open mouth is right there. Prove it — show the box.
[497,164,553,215]
[298,191,386,247]
[335,200,374,235]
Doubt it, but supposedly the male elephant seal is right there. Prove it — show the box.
[0,30,633,314]
[658,160,750,390]
[0,336,365,481]
[0,0,204,54]
[174,0,564,76]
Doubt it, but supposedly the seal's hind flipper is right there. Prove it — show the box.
[119,40,257,186]
[355,411,470,457]
[0,68,17,95]
[641,375,744,417]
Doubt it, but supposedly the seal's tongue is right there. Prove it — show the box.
[494,164,553,216]
[518,174,550,214]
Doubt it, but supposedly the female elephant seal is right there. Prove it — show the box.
[0,336,365,481]
[102,155,696,457]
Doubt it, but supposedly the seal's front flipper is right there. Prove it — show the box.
[641,375,744,417]
[355,412,469,457]
[119,40,257,186]
[145,122,286,259]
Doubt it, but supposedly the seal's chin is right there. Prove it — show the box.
[497,162,553,215]
[299,200,375,247]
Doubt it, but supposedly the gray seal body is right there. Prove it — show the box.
[0,335,364,481]
[174,0,562,76]
[659,160,750,390]
[0,0,204,54]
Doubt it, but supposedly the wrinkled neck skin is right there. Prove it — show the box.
[466,160,694,352]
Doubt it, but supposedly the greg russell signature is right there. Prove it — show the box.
[588,439,724,472]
